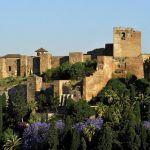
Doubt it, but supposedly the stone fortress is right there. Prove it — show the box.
[1,27,150,101]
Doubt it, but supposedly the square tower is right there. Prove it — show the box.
[113,27,141,57]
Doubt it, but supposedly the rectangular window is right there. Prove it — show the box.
[9,66,11,71]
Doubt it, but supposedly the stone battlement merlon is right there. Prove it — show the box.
[113,27,134,31]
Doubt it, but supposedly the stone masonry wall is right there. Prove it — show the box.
[0,58,7,78]
[142,54,150,62]
[83,56,113,101]
[113,27,141,57]
[69,52,83,64]
[27,75,42,102]
[126,56,144,79]
[5,58,18,77]
[20,56,28,77]
[53,80,70,97]
[39,53,52,74]
[51,56,61,68]
[83,55,91,62]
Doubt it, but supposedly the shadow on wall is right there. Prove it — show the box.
[60,56,69,65]
[144,58,150,80]
[8,84,27,102]
[87,44,113,59]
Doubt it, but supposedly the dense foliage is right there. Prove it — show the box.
[2,75,150,149]
[43,60,97,81]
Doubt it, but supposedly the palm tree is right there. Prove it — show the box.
[83,125,96,142]
[96,102,108,117]
[28,100,38,115]
[3,134,21,150]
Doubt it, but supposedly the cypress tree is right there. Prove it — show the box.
[80,137,87,150]
[134,101,141,125]
[140,124,147,150]
[70,129,80,150]
[98,123,112,150]
[63,116,72,150]
[0,95,3,140]
[48,121,59,150]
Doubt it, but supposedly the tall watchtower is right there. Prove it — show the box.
[113,27,141,57]
[35,48,52,74]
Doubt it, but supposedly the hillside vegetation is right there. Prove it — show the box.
[43,60,97,82]
[0,77,27,91]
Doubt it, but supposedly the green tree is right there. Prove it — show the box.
[28,100,38,115]
[8,84,29,123]
[140,124,147,150]
[80,137,87,150]
[104,105,122,124]
[70,129,80,150]
[63,116,72,150]
[1,93,7,111]
[66,99,94,122]
[12,100,28,122]
[48,122,59,150]
[51,96,60,113]
[0,95,3,140]
[69,62,85,80]
[83,125,96,142]
[134,101,141,125]
[126,126,141,150]
[3,129,21,150]
[96,102,108,117]
[97,123,112,150]
[37,93,47,111]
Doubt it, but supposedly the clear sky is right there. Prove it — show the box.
[0,0,150,56]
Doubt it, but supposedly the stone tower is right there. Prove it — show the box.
[113,27,141,57]
[27,75,42,102]
[35,48,52,74]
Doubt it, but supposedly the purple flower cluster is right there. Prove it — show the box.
[55,119,64,130]
[143,121,150,130]
[22,121,64,149]
[73,117,103,132]
[22,122,50,149]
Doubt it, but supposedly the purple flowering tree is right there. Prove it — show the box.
[22,120,64,149]
[143,121,150,130]
[73,117,103,132]
[73,117,103,142]
[22,122,50,150]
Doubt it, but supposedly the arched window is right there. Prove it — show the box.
[121,32,126,40]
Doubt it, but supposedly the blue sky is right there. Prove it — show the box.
[0,0,150,56]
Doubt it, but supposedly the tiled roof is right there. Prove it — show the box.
[35,48,48,52]
[2,54,21,58]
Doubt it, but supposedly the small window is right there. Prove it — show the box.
[121,32,126,40]
[9,66,11,71]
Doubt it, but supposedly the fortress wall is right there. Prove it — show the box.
[83,55,91,62]
[0,58,7,78]
[126,56,144,79]
[83,56,113,101]
[27,75,42,102]
[52,56,61,68]
[26,57,34,76]
[5,58,18,77]
[69,52,83,64]
[20,56,28,77]
[113,27,141,57]
[53,80,70,97]
[142,54,150,62]
[40,53,52,74]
